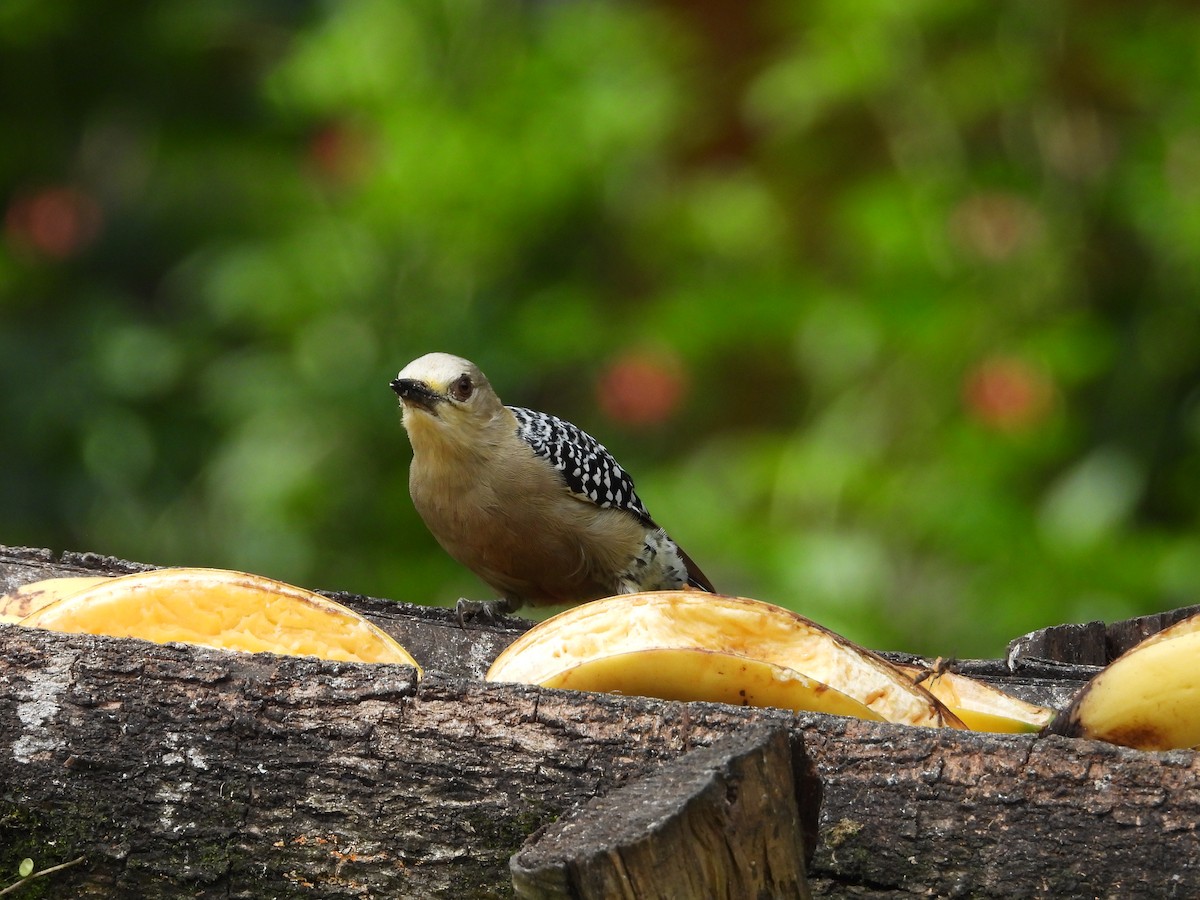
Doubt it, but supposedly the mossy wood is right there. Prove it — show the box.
[1,545,1196,898]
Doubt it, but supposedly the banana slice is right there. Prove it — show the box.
[896,663,1053,733]
[20,567,422,672]
[487,592,963,728]
[543,648,884,720]
[0,576,111,624]
[1051,623,1200,750]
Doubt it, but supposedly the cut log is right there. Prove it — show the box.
[1008,603,1200,667]
[510,725,812,900]
[1,624,755,898]
[2,545,1200,898]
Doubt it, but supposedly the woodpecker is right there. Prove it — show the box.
[389,352,713,619]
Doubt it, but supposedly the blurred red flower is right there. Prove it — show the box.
[597,350,688,428]
[5,185,103,260]
[962,356,1055,432]
[307,120,373,187]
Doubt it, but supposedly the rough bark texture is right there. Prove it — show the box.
[2,624,757,898]
[2,545,1199,898]
[510,726,811,900]
[801,719,1200,898]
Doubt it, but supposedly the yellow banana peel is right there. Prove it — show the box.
[18,567,421,672]
[896,662,1053,733]
[488,591,963,727]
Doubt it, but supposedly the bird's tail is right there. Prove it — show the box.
[677,545,715,593]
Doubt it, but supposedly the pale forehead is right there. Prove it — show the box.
[396,352,483,386]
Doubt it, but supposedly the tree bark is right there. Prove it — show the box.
[2,545,1198,898]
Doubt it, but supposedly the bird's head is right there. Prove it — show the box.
[390,353,506,447]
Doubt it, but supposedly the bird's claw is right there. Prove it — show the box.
[454,597,512,628]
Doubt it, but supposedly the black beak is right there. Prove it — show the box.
[390,378,444,414]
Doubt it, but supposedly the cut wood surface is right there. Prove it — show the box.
[511,726,812,900]
[1008,603,1200,667]
[2,545,1198,898]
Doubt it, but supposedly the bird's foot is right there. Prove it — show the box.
[454,597,515,628]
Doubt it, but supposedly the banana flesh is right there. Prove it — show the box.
[1051,622,1200,750]
[542,648,885,720]
[488,591,963,728]
[896,663,1053,734]
[15,568,422,672]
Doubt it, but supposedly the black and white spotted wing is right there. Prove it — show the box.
[509,406,652,522]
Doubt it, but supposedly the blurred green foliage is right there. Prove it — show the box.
[2,0,1199,657]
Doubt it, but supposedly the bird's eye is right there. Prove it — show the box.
[449,374,474,402]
